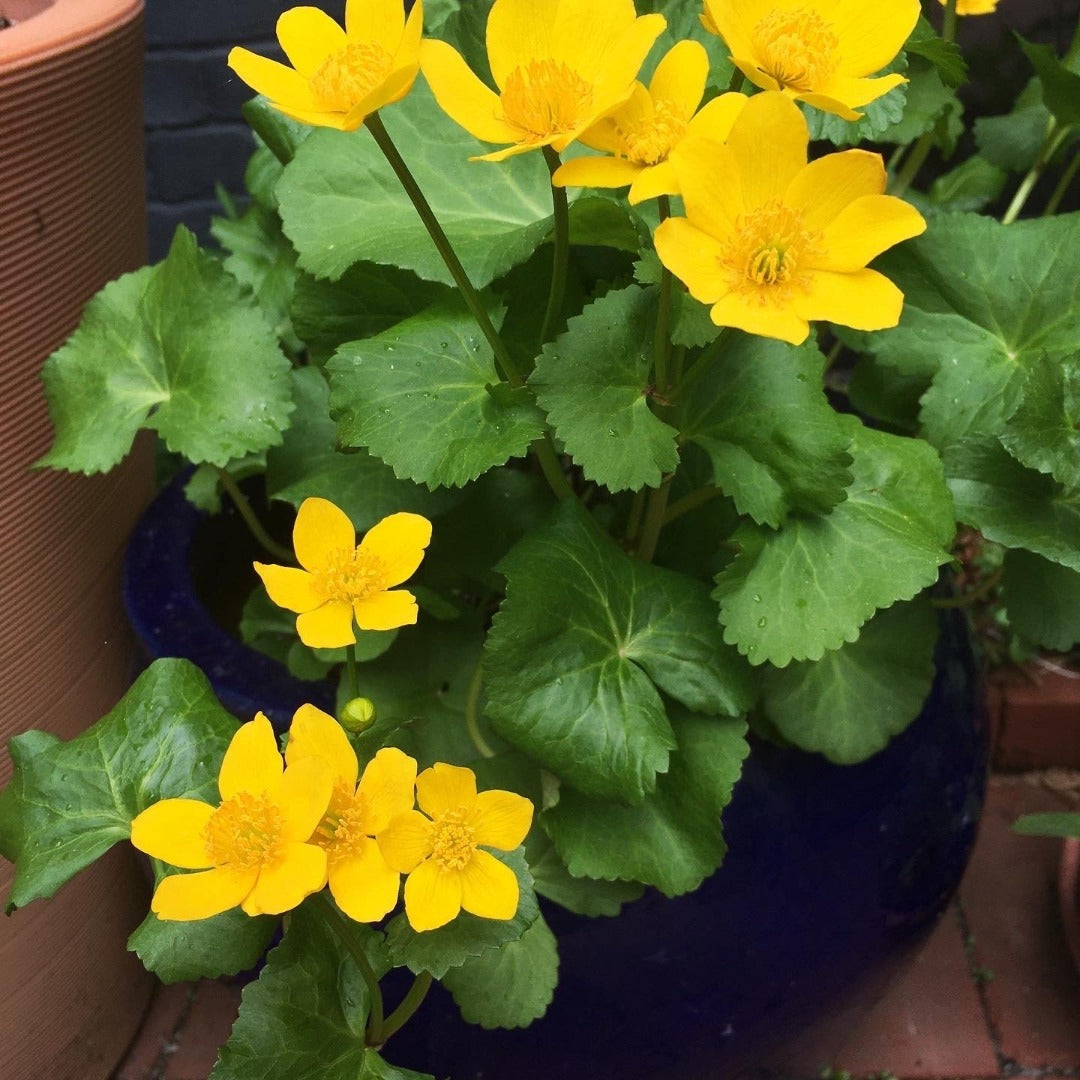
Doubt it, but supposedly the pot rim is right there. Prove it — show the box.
[0,0,141,70]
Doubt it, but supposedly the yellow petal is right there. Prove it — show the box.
[724,91,807,210]
[357,747,418,832]
[420,39,520,145]
[700,0,754,59]
[268,102,349,130]
[809,71,908,113]
[296,600,356,648]
[378,810,434,872]
[416,762,477,818]
[253,563,322,614]
[328,840,402,922]
[827,0,920,78]
[285,704,359,789]
[731,54,781,94]
[487,0,559,88]
[227,47,318,110]
[276,6,346,77]
[358,511,433,587]
[219,714,283,801]
[817,194,927,272]
[130,799,214,869]
[276,755,334,843]
[241,842,328,916]
[403,858,462,931]
[653,217,731,306]
[648,39,708,118]
[628,160,679,204]
[587,14,668,108]
[795,89,861,122]
[345,0,405,52]
[668,138,742,240]
[471,790,534,850]
[151,867,257,921]
[554,1,660,84]
[353,589,418,631]
[709,292,810,345]
[793,268,905,332]
[552,155,643,191]
[682,91,748,144]
[293,497,356,573]
[459,849,519,920]
[783,150,886,233]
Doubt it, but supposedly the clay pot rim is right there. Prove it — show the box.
[1058,837,1080,973]
[0,0,141,70]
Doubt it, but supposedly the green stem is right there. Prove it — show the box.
[539,146,570,348]
[635,475,673,563]
[932,566,1003,610]
[653,195,674,393]
[890,132,934,197]
[314,893,385,1045]
[676,328,730,401]
[669,343,687,388]
[216,468,293,563]
[380,972,434,1044]
[625,488,646,544]
[1044,148,1080,217]
[663,485,723,526]
[345,644,360,700]
[1002,121,1068,224]
[942,0,958,46]
[464,663,495,759]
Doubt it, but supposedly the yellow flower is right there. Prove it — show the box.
[655,91,926,346]
[939,0,999,14]
[701,0,920,120]
[419,0,666,162]
[285,704,417,922]
[378,763,534,932]
[254,498,432,649]
[130,715,332,920]
[552,42,749,204]
[227,0,424,131]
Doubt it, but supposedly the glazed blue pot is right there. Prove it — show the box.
[123,472,990,1077]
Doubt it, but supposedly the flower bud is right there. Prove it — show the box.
[339,696,377,733]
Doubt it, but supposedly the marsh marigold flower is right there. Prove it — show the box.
[227,0,423,131]
[654,91,926,346]
[254,498,432,649]
[130,715,332,920]
[701,0,919,120]
[285,705,417,922]
[419,0,665,162]
[939,0,999,14]
[552,42,749,204]
[378,763,534,932]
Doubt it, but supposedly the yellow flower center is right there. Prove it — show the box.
[722,201,821,296]
[616,99,687,165]
[429,807,476,871]
[499,59,594,144]
[203,792,286,870]
[751,8,840,92]
[315,781,374,862]
[311,547,389,604]
[310,42,393,112]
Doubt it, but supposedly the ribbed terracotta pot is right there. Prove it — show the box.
[0,3,156,1078]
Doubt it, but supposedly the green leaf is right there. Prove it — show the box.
[846,356,927,433]
[328,298,545,488]
[277,81,563,289]
[485,502,756,802]
[39,227,293,473]
[241,97,312,165]
[429,0,493,84]
[542,708,749,896]
[1013,812,1080,839]
[531,286,679,492]
[714,420,954,666]
[1018,35,1080,128]
[266,368,458,529]
[525,831,644,916]
[635,0,735,86]
[0,659,237,909]
[922,156,1007,215]
[975,78,1050,172]
[904,16,968,88]
[803,57,907,146]
[1003,548,1080,652]
[874,61,961,151]
[676,333,853,527]
[441,913,559,1030]
[384,848,538,978]
[760,597,938,764]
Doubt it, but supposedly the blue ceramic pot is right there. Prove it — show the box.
[123,473,989,1077]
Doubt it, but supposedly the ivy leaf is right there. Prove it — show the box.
[328,298,545,488]
[384,848,538,978]
[524,831,643,917]
[277,81,562,289]
[441,913,559,1030]
[0,659,237,909]
[38,228,293,473]
[803,57,907,146]
[542,708,749,897]
[1003,548,1080,652]
[530,286,679,492]
[676,333,853,527]
[714,420,954,667]
[760,597,938,764]
[1017,35,1080,128]
[485,502,756,803]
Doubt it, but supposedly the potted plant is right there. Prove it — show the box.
[2,0,1078,1076]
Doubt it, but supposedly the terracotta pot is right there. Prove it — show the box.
[988,660,1080,771]
[1059,838,1080,976]
[0,2,156,1078]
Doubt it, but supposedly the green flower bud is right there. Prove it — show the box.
[339,696,376,733]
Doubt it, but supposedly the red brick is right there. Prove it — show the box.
[161,980,242,1080]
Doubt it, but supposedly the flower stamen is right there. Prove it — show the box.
[499,59,595,144]
[203,792,286,871]
[615,99,687,165]
[751,9,840,93]
[721,201,822,300]
[430,808,476,871]
[311,547,389,604]
[310,42,394,111]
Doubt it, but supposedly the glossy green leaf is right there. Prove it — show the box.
[874,61,961,150]
[904,16,968,87]
[525,832,643,916]
[803,58,907,146]
[1003,548,1080,652]
[241,97,311,165]
[974,78,1051,172]
[921,156,1007,216]
[1018,35,1080,127]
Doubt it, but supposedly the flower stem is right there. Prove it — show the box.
[539,146,570,348]
[932,566,1003,609]
[635,474,673,563]
[663,485,723,526]
[942,0,958,46]
[215,467,293,563]
[1003,120,1068,224]
[314,892,385,1045]
[675,328,730,401]
[653,195,674,394]
[381,971,434,1044]
[465,663,495,759]
[345,644,360,699]
[625,488,646,544]
[890,132,934,198]
[1044,148,1080,217]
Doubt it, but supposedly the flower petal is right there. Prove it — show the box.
[554,0,659,84]
[552,155,643,191]
[724,91,808,210]
[416,762,477,818]
[654,217,731,306]
[293,497,355,573]
[793,268,905,332]
[709,291,810,345]
[268,103,349,130]
[357,747,418,832]
[700,0,756,60]
[459,849,519,921]
[241,842,328,916]
[487,0,559,88]
[130,799,214,869]
[276,6,346,77]
[587,14,668,107]
[379,810,434,872]
[276,755,334,843]
[285,704,359,790]
[795,89,861,122]
[420,39,520,145]
[827,0,920,78]
[668,138,742,241]
[808,71,907,113]
[682,91,748,145]
[151,867,257,921]
[296,600,356,648]
[471,790,534,850]
[227,47,318,110]
[353,589,418,631]
[403,858,462,931]
[219,714,283,801]
[329,840,402,922]
[628,160,679,204]
[648,39,709,118]
[346,0,405,52]
[253,563,322,614]
[783,149,886,233]
[817,194,926,272]
[358,511,432,587]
